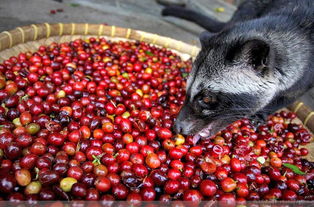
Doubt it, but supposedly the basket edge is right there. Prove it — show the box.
[0,23,200,58]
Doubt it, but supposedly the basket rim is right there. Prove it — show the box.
[0,23,200,59]
[0,23,313,134]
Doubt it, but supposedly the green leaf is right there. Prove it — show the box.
[145,51,154,56]
[92,155,101,166]
[181,73,189,78]
[34,167,40,180]
[21,95,29,101]
[283,163,306,175]
[70,3,80,7]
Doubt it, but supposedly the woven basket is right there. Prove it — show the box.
[0,23,313,159]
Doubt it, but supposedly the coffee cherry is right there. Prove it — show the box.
[236,183,249,197]
[219,193,236,204]
[4,142,22,159]
[0,175,16,193]
[282,190,297,200]
[141,187,156,201]
[120,118,132,133]
[25,181,42,195]
[200,180,217,197]
[164,180,180,194]
[71,183,87,198]
[183,190,203,201]
[67,166,83,180]
[25,123,40,135]
[102,122,114,133]
[60,177,78,192]
[145,153,161,169]
[15,169,31,186]
[112,183,129,200]
[200,161,216,174]
[157,128,172,139]
[39,188,55,200]
[48,132,65,146]
[95,176,111,192]
[270,157,282,168]
[230,158,242,172]
[221,178,237,193]
[39,170,60,185]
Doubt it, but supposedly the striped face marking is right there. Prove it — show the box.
[186,50,279,113]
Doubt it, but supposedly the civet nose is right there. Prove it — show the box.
[174,120,183,134]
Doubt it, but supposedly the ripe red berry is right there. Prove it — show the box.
[221,178,237,193]
[95,176,111,192]
[145,153,161,169]
[112,184,129,200]
[48,132,65,146]
[157,128,172,139]
[102,122,114,133]
[183,190,203,201]
[200,180,217,197]
[230,158,242,172]
[236,183,249,197]
[120,118,132,133]
[68,130,81,143]
[164,180,180,194]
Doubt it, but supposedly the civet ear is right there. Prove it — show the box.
[227,39,270,71]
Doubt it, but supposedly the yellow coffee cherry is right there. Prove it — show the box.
[60,177,77,192]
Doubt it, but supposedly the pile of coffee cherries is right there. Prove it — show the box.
[0,37,313,202]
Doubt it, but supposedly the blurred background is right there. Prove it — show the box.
[0,0,313,109]
[0,0,239,45]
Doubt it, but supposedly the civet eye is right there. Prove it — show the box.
[197,93,217,109]
[203,96,214,104]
